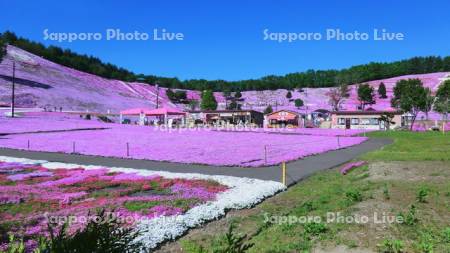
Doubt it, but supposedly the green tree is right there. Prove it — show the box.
[434,80,450,121]
[357,83,375,110]
[264,105,273,114]
[174,90,187,101]
[223,88,231,98]
[286,91,292,99]
[0,38,5,62]
[423,88,434,120]
[165,89,175,102]
[188,100,199,111]
[391,79,428,130]
[379,112,395,130]
[340,83,350,98]
[378,82,387,98]
[227,101,240,110]
[295,98,304,109]
[201,90,218,110]
[234,91,242,99]
[326,87,344,111]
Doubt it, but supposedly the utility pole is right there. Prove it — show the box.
[11,61,15,118]
[155,83,160,109]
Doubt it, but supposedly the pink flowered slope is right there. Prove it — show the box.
[1,45,448,117]
[0,46,187,112]
[238,73,449,118]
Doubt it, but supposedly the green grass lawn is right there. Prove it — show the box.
[362,131,450,161]
[163,131,450,253]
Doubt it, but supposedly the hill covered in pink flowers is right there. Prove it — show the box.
[0,45,448,117]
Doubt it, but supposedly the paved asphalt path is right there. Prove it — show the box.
[0,138,391,186]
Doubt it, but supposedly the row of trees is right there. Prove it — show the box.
[0,35,6,61]
[2,31,450,92]
[326,82,387,112]
[391,79,449,129]
[165,89,187,103]
[325,79,449,130]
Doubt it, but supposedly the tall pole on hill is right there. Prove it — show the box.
[156,83,160,109]
[11,61,15,118]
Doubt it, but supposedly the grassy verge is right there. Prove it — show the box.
[168,131,450,253]
[362,131,450,161]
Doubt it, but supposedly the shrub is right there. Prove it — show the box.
[97,115,112,123]
[301,200,315,212]
[263,105,273,114]
[379,239,404,253]
[45,209,143,253]
[383,184,390,200]
[0,234,48,253]
[303,222,327,236]
[286,91,292,99]
[442,227,450,243]
[398,205,419,226]
[416,187,429,203]
[213,223,254,253]
[345,188,363,202]
[294,98,304,108]
[0,234,27,253]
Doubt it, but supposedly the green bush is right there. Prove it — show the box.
[345,188,363,202]
[213,223,254,253]
[416,187,429,203]
[398,205,419,226]
[303,222,327,236]
[0,209,144,253]
[383,184,390,200]
[379,239,404,253]
[442,227,450,243]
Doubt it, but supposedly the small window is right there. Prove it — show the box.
[351,118,359,125]
[360,118,370,125]
[338,118,346,125]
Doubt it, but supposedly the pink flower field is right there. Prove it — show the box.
[0,156,285,250]
[0,159,228,250]
[0,115,368,167]
[214,127,373,137]
[0,112,108,134]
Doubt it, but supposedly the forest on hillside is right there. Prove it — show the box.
[1,31,450,92]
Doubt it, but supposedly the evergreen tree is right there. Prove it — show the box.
[227,101,239,110]
[166,89,175,102]
[378,82,387,98]
[294,99,304,108]
[201,90,218,110]
[286,91,292,99]
[264,105,273,114]
[188,100,199,111]
[0,39,5,62]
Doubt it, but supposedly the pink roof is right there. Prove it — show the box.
[120,107,154,115]
[145,107,186,116]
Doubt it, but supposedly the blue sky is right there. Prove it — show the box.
[1,0,449,81]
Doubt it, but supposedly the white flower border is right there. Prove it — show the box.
[0,156,286,250]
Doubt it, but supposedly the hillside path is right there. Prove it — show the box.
[0,138,391,185]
